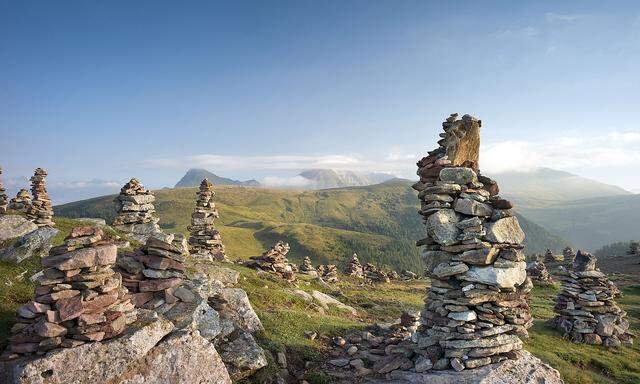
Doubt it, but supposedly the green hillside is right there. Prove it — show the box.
[54,180,569,272]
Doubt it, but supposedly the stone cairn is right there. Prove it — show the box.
[5,227,136,357]
[9,189,32,213]
[551,250,634,347]
[26,168,55,227]
[322,264,339,283]
[414,113,532,371]
[364,263,390,284]
[187,178,228,262]
[627,241,639,259]
[112,178,164,243]
[0,167,8,214]
[526,260,554,285]
[344,253,364,278]
[247,241,296,281]
[562,247,576,269]
[299,256,318,277]
[116,237,190,312]
[544,249,564,271]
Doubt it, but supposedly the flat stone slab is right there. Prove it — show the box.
[365,351,563,384]
[0,215,38,242]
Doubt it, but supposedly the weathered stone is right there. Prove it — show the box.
[425,209,460,246]
[484,217,525,244]
[454,198,492,217]
[0,215,38,242]
[454,248,499,266]
[219,330,267,380]
[461,262,527,289]
[439,167,478,185]
[42,245,117,271]
[0,227,59,264]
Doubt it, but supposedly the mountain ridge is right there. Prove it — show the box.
[174,168,260,188]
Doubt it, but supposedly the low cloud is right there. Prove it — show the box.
[262,175,313,188]
[545,12,585,23]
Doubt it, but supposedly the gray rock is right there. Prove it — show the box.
[433,262,469,278]
[454,247,498,266]
[220,288,264,334]
[0,215,38,242]
[0,227,59,263]
[447,310,477,321]
[311,290,357,315]
[461,262,527,289]
[454,199,492,217]
[74,218,107,226]
[425,209,460,246]
[439,167,477,185]
[414,356,433,373]
[163,293,222,341]
[219,330,268,380]
[365,351,563,384]
[422,250,454,273]
[485,217,525,244]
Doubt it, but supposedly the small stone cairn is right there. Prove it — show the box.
[414,113,532,371]
[544,249,564,271]
[248,241,296,281]
[5,227,136,357]
[627,241,639,259]
[26,168,54,227]
[526,260,554,285]
[323,264,339,283]
[0,167,8,214]
[363,263,390,284]
[551,250,633,346]
[345,253,364,278]
[299,256,318,277]
[116,237,190,312]
[562,247,576,269]
[113,179,166,243]
[9,189,32,213]
[187,178,228,262]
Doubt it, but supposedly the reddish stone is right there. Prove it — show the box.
[45,310,61,323]
[129,292,154,307]
[137,254,185,271]
[68,226,103,239]
[492,199,513,209]
[56,295,83,322]
[11,343,38,354]
[34,321,67,338]
[139,277,182,292]
[82,290,118,312]
[78,313,107,326]
[42,244,117,271]
[74,331,105,342]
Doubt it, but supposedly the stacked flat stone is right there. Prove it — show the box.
[299,256,318,277]
[562,247,576,269]
[9,189,32,212]
[345,253,364,278]
[414,113,532,372]
[6,227,136,357]
[551,250,633,347]
[526,260,554,285]
[187,178,228,262]
[248,241,295,281]
[116,237,188,312]
[0,167,8,214]
[322,264,339,283]
[112,178,163,242]
[26,168,54,227]
[364,263,390,284]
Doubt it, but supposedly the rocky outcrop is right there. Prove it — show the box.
[550,250,633,347]
[4,227,136,357]
[112,179,166,243]
[247,241,296,281]
[0,226,59,263]
[9,189,31,213]
[25,168,54,227]
[0,167,7,214]
[414,114,532,372]
[0,215,38,242]
[345,253,364,278]
[187,178,228,262]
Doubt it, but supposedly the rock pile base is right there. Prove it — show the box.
[116,237,189,312]
[9,189,31,213]
[26,168,54,227]
[345,253,364,278]
[551,250,634,347]
[526,260,554,285]
[247,241,295,281]
[112,179,166,243]
[188,178,228,262]
[4,227,136,358]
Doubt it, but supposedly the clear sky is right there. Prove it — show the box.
[2,0,640,202]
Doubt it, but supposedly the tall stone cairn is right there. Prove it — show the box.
[414,113,532,372]
[25,168,54,227]
[9,189,32,212]
[187,178,228,262]
[562,247,576,269]
[112,178,163,242]
[116,237,189,312]
[0,167,8,214]
[299,256,318,276]
[248,241,295,281]
[551,250,634,347]
[345,253,364,278]
[5,227,136,358]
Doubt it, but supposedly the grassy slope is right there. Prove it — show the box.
[54,181,569,272]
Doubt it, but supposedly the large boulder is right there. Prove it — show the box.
[365,351,562,384]
[484,217,525,244]
[0,227,59,263]
[311,290,357,315]
[219,288,263,335]
[461,262,527,289]
[219,330,268,380]
[425,209,460,246]
[0,215,38,242]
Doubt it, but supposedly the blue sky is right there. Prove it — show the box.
[1,1,640,202]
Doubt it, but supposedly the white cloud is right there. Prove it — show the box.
[545,12,585,23]
[490,27,539,39]
[262,175,312,188]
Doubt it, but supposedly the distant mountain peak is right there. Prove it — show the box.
[175,168,260,188]
[298,168,395,189]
